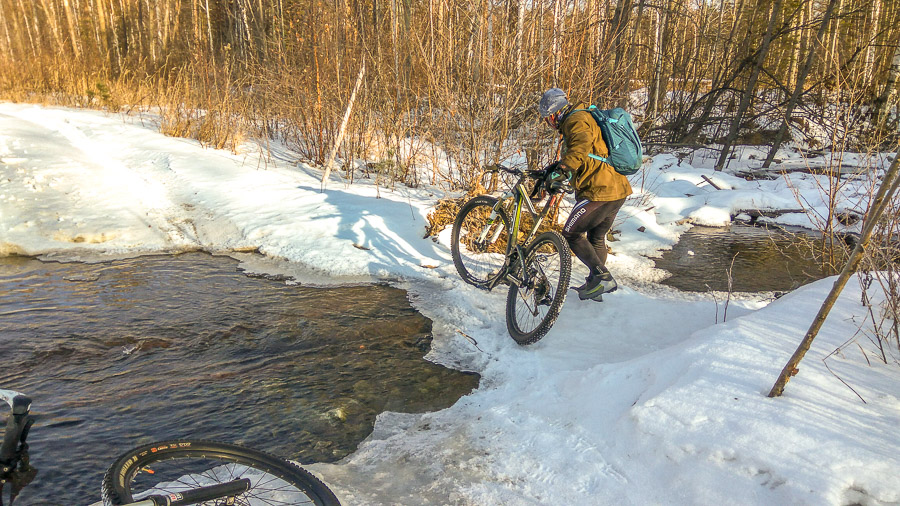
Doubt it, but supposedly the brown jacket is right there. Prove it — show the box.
[558,103,632,202]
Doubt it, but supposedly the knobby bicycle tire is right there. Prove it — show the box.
[101,439,340,506]
[451,195,511,289]
[506,231,571,344]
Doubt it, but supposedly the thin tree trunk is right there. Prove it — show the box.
[322,62,366,190]
[205,0,214,63]
[769,153,900,397]
[864,0,881,89]
[515,0,525,76]
[763,0,837,168]
[714,0,784,171]
[21,6,39,58]
[610,0,634,99]
[552,0,561,83]
[824,0,844,80]
[62,0,81,58]
[644,0,675,137]
[874,43,900,128]
[38,0,63,53]
[0,1,13,58]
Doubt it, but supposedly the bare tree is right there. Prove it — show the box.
[714,0,785,171]
[762,0,838,168]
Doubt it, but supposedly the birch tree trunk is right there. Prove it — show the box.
[515,0,525,77]
[205,0,215,63]
[874,43,900,128]
[552,0,562,84]
[864,0,882,89]
[824,0,844,80]
[322,63,366,190]
[62,0,82,58]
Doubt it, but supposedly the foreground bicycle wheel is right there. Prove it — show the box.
[506,231,571,345]
[451,196,511,289]
[102,440,340,506]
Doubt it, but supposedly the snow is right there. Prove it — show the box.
[2,102,898,505]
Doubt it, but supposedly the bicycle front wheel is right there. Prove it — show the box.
[101,440,340,506]
[506,231,571,345]
[451,196,511,289]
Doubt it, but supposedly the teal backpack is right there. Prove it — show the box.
[574,105,644,176]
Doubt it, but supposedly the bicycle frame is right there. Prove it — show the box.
[482,166,567,290]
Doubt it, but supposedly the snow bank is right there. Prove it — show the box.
[3,103,897,505]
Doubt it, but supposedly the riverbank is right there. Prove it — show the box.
[2,103,898,505]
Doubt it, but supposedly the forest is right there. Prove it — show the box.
[0,0,898,188]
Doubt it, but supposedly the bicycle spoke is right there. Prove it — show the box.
[452,196,511,288]
[506,231,571,345]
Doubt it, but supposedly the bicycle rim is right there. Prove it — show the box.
[102,440,340,506]
[451,196,511,288]
[506,231,571,345]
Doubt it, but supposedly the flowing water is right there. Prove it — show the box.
[652,224,833,293]
[0,252,479,503]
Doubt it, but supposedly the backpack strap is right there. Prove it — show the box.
[588,153,611,164]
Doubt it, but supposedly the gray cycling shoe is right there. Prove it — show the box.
[577,271,617,301]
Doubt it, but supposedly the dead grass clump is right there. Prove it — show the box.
[425,197,467,238]
[425,195,565,244]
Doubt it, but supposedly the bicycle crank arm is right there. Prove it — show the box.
[122,478,251,506]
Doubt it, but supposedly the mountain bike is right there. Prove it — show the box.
[450,165,573,344]
[0,389,341,506]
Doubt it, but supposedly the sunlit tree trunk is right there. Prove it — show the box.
[864,0,882,90]
[62,0,81,58]
[515,0,525,76]
[552,0,561,83]
[875,43,900,128]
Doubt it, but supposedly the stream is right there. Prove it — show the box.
[0,252,479,503]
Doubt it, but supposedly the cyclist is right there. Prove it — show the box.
[538,88,632,301]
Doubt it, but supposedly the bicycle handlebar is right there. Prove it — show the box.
[485,164,547,179]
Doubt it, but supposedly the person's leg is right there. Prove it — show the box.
[562,200,604,271]
[561,198,625,272]
[561,198,626,299]
[586,198,625,271]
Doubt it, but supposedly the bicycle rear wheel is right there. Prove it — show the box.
[506,231,571,345]
[451,196,511,289]
[101,440,340,506]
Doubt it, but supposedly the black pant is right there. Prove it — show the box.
[561,198,626,273]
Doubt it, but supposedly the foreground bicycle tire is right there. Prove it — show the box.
[101,440,340,506]
[451,196,512,289]
[506,231,571,344]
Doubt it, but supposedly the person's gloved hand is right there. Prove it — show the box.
[544,163,573,193]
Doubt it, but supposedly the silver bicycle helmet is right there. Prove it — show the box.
[539,88,569,118]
